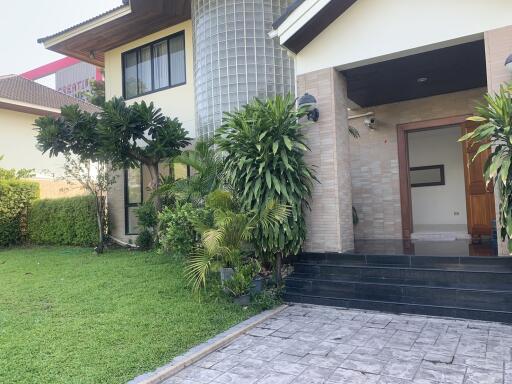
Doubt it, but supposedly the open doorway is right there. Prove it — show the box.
[407,125,468,240]
[397,116,495,240]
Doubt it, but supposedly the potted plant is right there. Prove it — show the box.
[223,269,253,305]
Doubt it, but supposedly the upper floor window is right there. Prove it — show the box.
[122,31,186,99]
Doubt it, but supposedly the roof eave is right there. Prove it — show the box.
[271,0,357,54]
[38,5,132,48]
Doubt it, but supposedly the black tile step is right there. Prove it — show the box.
[284,277,512,312]
[293,252,512,271]
[283,292,512,323]
[291,263,512,290]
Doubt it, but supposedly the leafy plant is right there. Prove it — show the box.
[253,287,283,310]
[28,195,98,247]
[135,229,154,250]
[34,98,191,210]
[135,201,158,250]
[459,84,512,252]
[158,203,209,257]
[60,155,115,252]
[216,94,317,282]
[184,190,288,292]
[157,139,225,206]
[223,269,253,297]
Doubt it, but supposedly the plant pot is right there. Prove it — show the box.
[220,267,234,283]
[234,294,250,306]
[250,276,264,295]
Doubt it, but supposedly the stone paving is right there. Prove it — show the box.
[163,304,512,384]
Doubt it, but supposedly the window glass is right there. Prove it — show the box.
[138,46,152,94]
[124,51,138,99]
[122,32,185,99]
[153,40,169,89]
[127,206,140,234]
[169,34,186,86]
[127,167,142,204]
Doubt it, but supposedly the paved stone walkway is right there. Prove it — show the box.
[164,304,512,384]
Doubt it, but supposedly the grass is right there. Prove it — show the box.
[0,246,261,384]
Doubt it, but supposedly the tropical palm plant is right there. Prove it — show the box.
[215,94,317,283]
[459,84,512,252]
[184,190,289,292]
[156,139,225,206]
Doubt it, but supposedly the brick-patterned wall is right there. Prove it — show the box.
[349,88,486,239]
[297,68,354,253]
[485,26,512,93]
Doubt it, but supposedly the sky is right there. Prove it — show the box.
[0,0,120,75]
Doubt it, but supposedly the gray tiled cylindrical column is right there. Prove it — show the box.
[192,0,295,138]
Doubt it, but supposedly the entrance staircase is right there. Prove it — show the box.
[284,251,512,323]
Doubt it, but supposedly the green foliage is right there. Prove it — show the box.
[0,179,39,247]
[223,269,253,297]
[136,202,158,230]
[159,139,224,205]
[184,190,288,292]
[135,229,154,250]
[81,79,105,108]
[459,84,512,252]
[135,202,158,250]
[34,98,191,204]
[216,94,316,259]
[253,287,283,310]
[28,195,99,246]
[158,203,208,257]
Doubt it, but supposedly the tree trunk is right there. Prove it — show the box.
[275,252,282,286]
[94,195,105,254]
[148,163,162,212]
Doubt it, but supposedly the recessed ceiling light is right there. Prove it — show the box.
[417,77,428,83]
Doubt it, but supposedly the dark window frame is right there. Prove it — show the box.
[124,166,144,235]
[410,164,445,188]
[121,31,186,100]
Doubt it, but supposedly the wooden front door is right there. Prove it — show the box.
[461,121,496,237]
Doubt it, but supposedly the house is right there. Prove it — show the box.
[38,0,294,243]
[270,0,512,254]
[0,74,100,198]
[38,0,512,319]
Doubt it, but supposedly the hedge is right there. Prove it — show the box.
[0,179,39,247]
[28,195,99,246]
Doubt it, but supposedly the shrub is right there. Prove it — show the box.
[28,195,99,246]
[0,179,39,247]
[136,229,154,250]
[135,202,158,249]
[159,203,209,257]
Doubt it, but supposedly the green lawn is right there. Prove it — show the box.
[0,247,260,384]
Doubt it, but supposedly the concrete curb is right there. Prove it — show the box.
[128,304,288,384]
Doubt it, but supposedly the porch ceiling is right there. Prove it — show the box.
[341,40,487,108]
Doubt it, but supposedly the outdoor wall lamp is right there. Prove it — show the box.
[506,54,512,74]
[298,93,320,122]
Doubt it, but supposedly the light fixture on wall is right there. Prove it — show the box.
[506,54,512,73]
[298,93,320,122]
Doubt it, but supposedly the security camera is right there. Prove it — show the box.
[364,117,376,129]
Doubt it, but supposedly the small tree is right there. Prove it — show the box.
[460,84,512,253]
[60,155,115,253]
[34,98,191,211]
[216,94,317,283]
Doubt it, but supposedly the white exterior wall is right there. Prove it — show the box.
[104,20,196,137]
[293,0,512,75]
[408,126,467,227]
